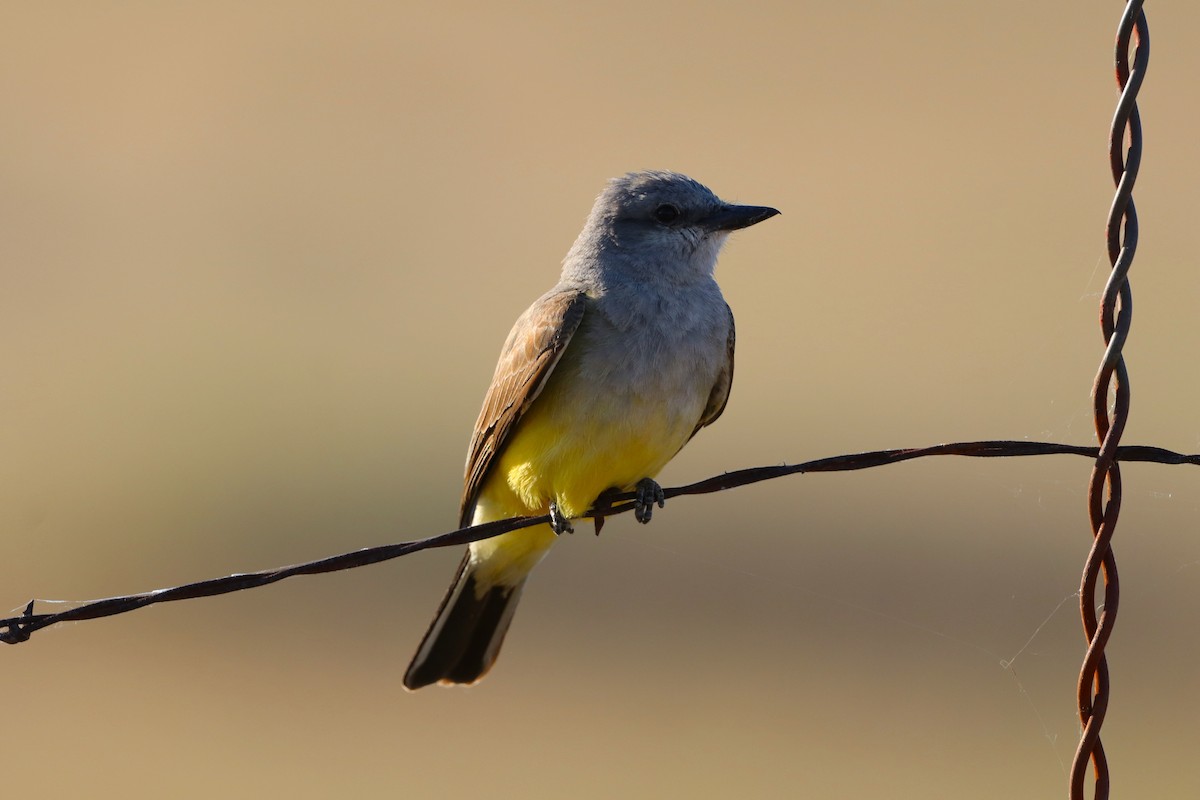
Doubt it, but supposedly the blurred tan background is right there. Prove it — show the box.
[3,2,1198,797]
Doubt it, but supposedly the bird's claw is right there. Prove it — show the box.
[634,478,666,524]
[549,502,574,535]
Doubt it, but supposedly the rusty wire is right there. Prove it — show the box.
[3,439,1196,646]
[1070,3,1148,798]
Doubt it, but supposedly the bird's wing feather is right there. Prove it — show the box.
[459,289,588,527]
[690,303,736,439]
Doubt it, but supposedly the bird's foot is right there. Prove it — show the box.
[634,478,666,524]
[549,502,574,535]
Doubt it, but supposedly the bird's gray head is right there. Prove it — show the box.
[562,170,779,288]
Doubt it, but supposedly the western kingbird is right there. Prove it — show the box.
[403,171,778,689]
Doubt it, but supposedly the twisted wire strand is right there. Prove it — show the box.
[3,439,1195,646]
[1071,3,1148,798]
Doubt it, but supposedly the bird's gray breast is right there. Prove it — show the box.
[568,281,730,419]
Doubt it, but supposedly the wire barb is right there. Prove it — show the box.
[1070,4,1148,798]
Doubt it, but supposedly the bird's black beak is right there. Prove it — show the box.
[700,203,781,232]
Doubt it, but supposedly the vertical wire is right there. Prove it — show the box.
[1070,3,1147,798]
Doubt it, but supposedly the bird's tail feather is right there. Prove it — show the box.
[403,553,526,690]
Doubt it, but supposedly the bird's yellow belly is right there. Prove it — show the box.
[467,375,704,586]
[501,377,699,517]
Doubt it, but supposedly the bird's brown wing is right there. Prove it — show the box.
[689,303,736,440]
[459,289,588,527]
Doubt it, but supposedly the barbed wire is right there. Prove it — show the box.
[3,438,1195,647]
[1070,3,1148,798]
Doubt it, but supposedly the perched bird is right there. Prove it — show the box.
[403,171,778,689]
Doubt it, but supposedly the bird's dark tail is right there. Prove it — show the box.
[403,553,527,690]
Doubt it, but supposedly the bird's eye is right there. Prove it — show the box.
[653,204,680,224]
